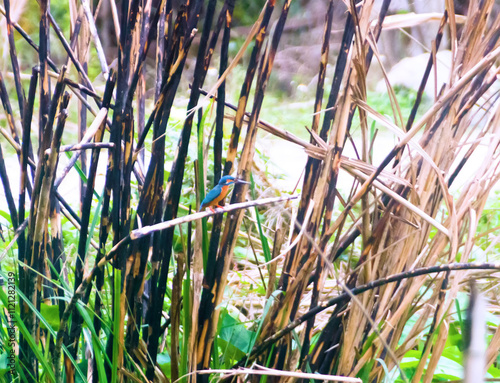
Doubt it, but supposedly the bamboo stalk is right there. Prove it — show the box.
[3,0,25,120]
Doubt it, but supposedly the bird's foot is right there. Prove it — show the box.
[208,206,224,213]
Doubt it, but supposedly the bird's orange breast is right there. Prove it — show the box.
[212,185,230,205]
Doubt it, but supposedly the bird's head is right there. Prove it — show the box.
[218,175,249,186]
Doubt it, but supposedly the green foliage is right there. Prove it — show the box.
[231,0,267,27]
[157,352,171,379]
[218,309,256,362]
[40,303,60,331]
[389,292,500,382]
[368,86,425,124]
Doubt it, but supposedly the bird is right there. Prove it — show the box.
[200,175,249,212]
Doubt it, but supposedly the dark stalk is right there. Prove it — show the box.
[67,72,116,364]
[0,144,17,229]
[205,0,236,308]
[214,0,233,183]
[0,70,21,146]
[91,73,117,382]
[38,0,51,151]
[155,0,170,101]
[124,1,161,112]
[139,7,191,353]
[38,91,71,382]
[223,2,275,175]
[300,0,334,365]
[48,12,99,103]
[404,13,448,132]
[56,142,115,153]
[31,88,71,381]
[18,69,38,325]
[4,0,25,120]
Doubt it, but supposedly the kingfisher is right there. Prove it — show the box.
[200,175,249,212]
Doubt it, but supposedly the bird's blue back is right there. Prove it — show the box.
[200,184,223,209]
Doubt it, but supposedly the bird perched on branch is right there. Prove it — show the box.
[200,175,249,212]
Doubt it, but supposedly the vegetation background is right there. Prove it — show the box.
[0,0,500,382]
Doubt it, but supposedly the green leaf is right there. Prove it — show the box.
[0,287,57,382]
[181,259,191,378]
[0,210,12,223]
[218,310,256,360]
[0,352,10,376]
[400,350,421,369]
[6,274,86,382]
[250,173,272,263]
[357,359,375,382]
[196,100,213,272]
[85,185,105,257]
[241,289,282,367]
[487,364,500,378]
[157,352,171,379]
[434,356,463,380]
[76,302,111,379]
[40,303,60,331]
[74,361,89,383]
[112,269,121,383]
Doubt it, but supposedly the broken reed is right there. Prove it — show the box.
[0,0,500,382]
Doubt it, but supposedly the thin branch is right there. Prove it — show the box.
[105,195,298,262]
[186,365,362,382]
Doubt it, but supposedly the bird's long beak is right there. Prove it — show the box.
[235,179,250,184]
